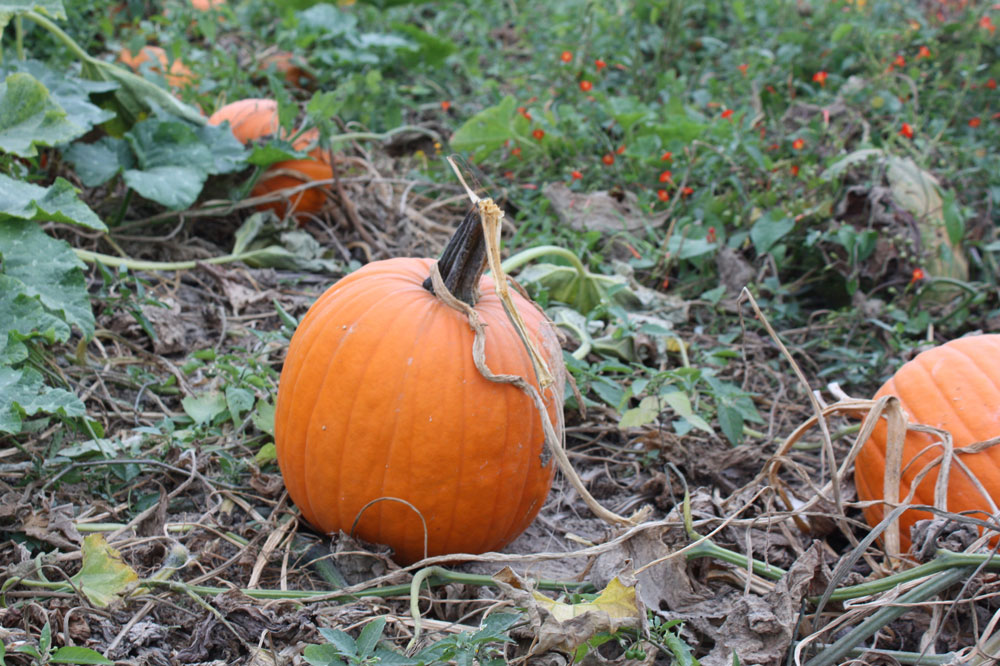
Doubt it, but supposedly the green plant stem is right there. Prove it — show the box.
[16,569,587,604]
[113,189,133,228]
[501,245,589,277]
[800,644,955,665]
[803,566,970,666]
[684,539,999,603]
[75,248,257,272]
[23,11,92,63]
[15,16,25,60]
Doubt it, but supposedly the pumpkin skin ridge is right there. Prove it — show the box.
[312,281,428,532]
[366,296,440,549]
[854,334,1000,550]
[481,307,546,550]
[276,270,423,524]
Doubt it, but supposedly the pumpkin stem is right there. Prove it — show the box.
[423,206,487,306]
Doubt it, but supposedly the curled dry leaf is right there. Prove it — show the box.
[493,567,644,657]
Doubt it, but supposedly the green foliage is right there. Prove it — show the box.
[304,613,519,666]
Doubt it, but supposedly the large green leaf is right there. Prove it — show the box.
[0,220,95,336]
[0,274,71,347]
[0,174,107,230]
[121,118,248,209]
[63,137,134,187]
[0,0,66,31]
[0,59,116,135]
[0,72,85,157]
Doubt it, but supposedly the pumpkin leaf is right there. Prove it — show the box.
[0,365,86,434]
[70,534,140,608]
[0,174,107,231]
[514,263,641,314]
[63,137,135,187]
[0,59,116,135]
[0,220,96,336]
[0,0,65,34]
[494,568,643,657]
[0,71,85,157]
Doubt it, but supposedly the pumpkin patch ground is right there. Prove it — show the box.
[3,1,1000,664]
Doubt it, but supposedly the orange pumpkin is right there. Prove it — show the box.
[207,98,280,144]
[207,99,333,218]
[118,45,194,88]
[854,334,1000,550]
[274,209,565,563]
[257,51,316,89]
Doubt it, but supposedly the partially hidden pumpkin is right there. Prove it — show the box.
[206,99,333,218]
[257,51,316,89]
[118,46,194,89]
[274,207,566,564]
[854,334,1000,550]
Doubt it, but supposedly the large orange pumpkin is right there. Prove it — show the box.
[854,334,1000,550]
[207,99,333,218]
[274,208,565,563]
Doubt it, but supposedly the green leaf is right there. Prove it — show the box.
[830,23,853,42]
[750,213,795,255]
[660,390,713,434]
[619,396,660,428]
[302,644,347,666]
[356,617,386,659]
[1,59,116,135]
[0,366,85,434]
[391,22,457,66]
[78,58,205,128]
[252,399,276,435]
[63,137,134,187]
[123,165,205,210]
[0,0,66,34]
[717,403,744,446]
[0,174,107,230]
[194,122,251,175]
[181,391,228,426]
[0,220,96,335]
[317,628,358,657]
[254,442,277,464]
[225,386,255,425]
[0,274,71,346]
[70,534,140,608]
[49,646,114,665]
[449,95,518,160]
[0,72,85,157]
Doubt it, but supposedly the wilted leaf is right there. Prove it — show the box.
[70,534,140,608]
[493,568,643,656]
[543,181,659,233]
[514,261,641,314]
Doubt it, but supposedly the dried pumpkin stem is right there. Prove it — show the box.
[422,206,487,306]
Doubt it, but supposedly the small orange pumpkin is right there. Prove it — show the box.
[274,207,565,563]
[854,334,1000,550]
[118,45,194,88]
[257,51,316,89]
[207,99,333,218]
